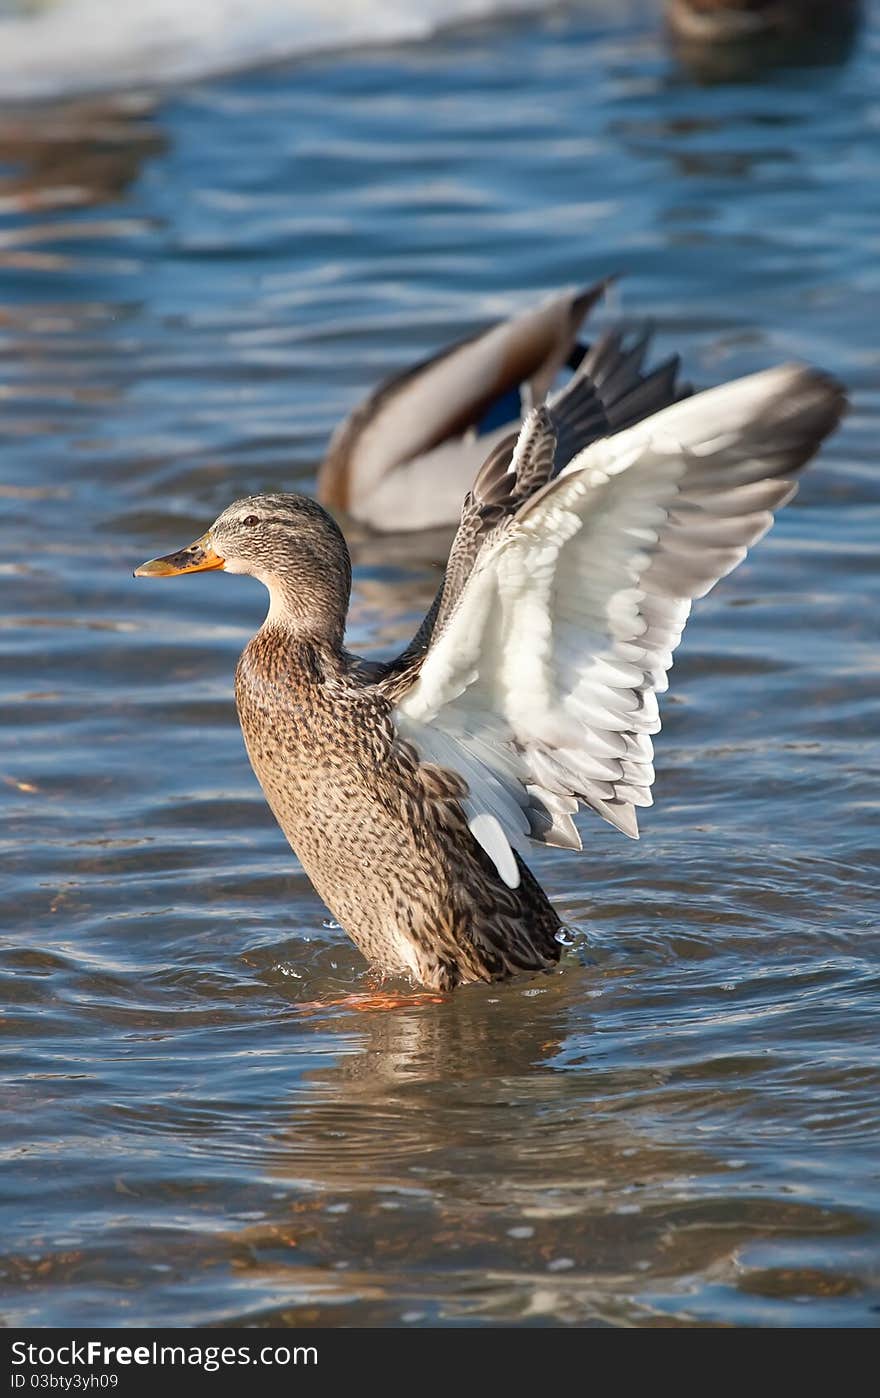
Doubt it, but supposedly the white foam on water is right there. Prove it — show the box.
[0,0,566,101]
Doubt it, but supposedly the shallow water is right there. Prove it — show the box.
[2,2,879,1328]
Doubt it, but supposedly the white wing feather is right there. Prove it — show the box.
[393,364,843,883]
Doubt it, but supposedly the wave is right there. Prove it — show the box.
[0,0,568,102]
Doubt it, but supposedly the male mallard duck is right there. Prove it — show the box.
[136,333,844,991]
[318,283,612,532]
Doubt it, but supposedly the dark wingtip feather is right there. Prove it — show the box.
[757,364,848,470]
[610,353,691,428]
[571,275,616,327]
[548,322,688,475]
[472,430,519,506]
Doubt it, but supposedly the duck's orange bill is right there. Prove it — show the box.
[134,532,225,578]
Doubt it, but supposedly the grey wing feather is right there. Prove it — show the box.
[389,362,846,875]
[383,323,686,686]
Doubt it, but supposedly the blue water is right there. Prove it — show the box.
[1,3,879,1327]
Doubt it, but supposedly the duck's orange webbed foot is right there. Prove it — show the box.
[296,986,448,1016]
[346,988,447,1012]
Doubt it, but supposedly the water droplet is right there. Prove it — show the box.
[507,1225,535,1239]
[322,918,341,930]
[554,926,576,947]
[547,1257,575,1272]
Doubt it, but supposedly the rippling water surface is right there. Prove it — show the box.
[2,2,879,1328]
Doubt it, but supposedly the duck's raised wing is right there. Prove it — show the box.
[386,323,690,671]
[383,363,845,887]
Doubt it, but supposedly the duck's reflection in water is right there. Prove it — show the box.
[220,972,858,1327]
[0,94,166,413]
[0,94,165,222]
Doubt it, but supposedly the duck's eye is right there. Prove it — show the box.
[241,515,260,527]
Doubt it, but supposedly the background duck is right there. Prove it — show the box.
[318,281,614,533]
[137,334,844,992]
[666,0,862,80]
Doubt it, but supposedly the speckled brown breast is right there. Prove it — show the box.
[233,626,561,991]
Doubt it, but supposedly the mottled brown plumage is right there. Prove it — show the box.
[234,627,561,989]
[135,485,567,990]
[134,332,844,993]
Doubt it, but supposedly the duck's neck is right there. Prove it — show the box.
[260,560,350,652]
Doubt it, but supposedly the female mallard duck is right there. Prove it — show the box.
[136,333,844,991]
[318,282,609,532]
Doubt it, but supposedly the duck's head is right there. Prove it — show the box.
[134,493,352,640]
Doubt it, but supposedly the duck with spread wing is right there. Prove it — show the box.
[136,332,844,991]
